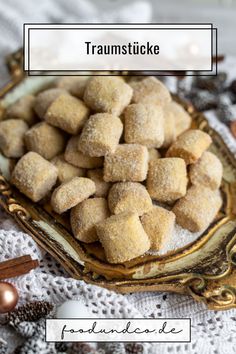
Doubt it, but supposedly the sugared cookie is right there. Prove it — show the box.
[5,95,37,126]
[51,154,85,183]
[108,182,152,216]
[96,211,150,263]
[34,88,68,119]
[24,122,66,160]
[64,136,103,169]
[141,206,175,251]
[45,94,90,134]
[11,152,58,202]
[104,144,148,182]
[78,113,123,157]
[56,76,89,98]
[71,198,110,243]
[84,76,133,116]
[172,185,222,232]
[167,129,212,164]
[0,119,28,158]
[51,177,95,214]
[130,77,171,106]
[124,103,164,148]
[164,101,191,137]
[147,158,187,202]
[87,169,111,197]
[189,151,223,190]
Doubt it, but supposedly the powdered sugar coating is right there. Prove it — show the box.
[56,76,89,99]
[70,198,110,243]
[51,154,85,183]
[172,185,222,232]
[108,182,152,216]
[64,136,103,169]
[189,151,223,190]
[147,157,187,202]
[124,103,164,148]
[130,76,171,106]
[163,101,191,137]
[24,122,66,160]
[78,113,123,157]
[0,119,28,158]
[45,94,90,134]
[167,129,212,164]
[104,144,149,182]
[51,177,96,214]
[96,211,150,263]
[6,95,37,126]
[84,76,133,116]
[141,206,175,251]
[11,151,58,202]
[34,88,68,119]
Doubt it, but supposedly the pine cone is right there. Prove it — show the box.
[6,301,54,327]
[125,343,144,354]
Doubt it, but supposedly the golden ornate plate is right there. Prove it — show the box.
[0,50,236,310]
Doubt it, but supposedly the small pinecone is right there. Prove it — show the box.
[6,301,54,327]
[188,90,218,111]
[0,338,7,354]
[195,72,227,92]
[104,342,126,354]
[125,343,144,354]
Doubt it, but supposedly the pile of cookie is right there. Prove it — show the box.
[0,76,223,264]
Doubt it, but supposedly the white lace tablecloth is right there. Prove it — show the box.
[0,1,236,353]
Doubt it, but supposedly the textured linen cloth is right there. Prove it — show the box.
[0,1,236,353]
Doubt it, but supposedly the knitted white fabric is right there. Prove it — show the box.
[0,1,236,353]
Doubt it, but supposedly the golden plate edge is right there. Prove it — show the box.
[1,51,236,310]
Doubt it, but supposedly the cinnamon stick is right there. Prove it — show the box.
[0,255,39,280]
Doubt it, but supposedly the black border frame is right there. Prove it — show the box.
[45,318,191,343]
[23,23,217,76]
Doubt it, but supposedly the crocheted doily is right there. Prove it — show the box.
[0,211,236,354]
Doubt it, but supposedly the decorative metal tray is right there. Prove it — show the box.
[0,50,236,310]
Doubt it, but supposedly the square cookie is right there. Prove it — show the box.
[11,152,58,202]
[104,144,148,182]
